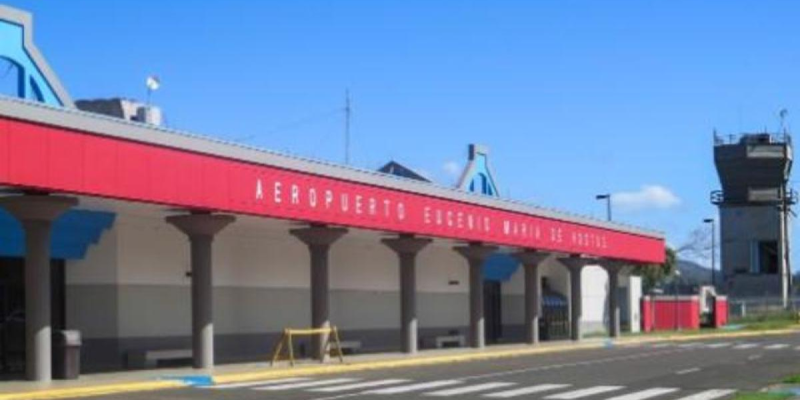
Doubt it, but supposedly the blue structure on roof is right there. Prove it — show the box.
[0,5,73,107]
[0,209,115,260]
[457,144,500,197]
[456,144,518,282]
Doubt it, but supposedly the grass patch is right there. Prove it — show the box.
[782,374,800,384]
[742,319,798,331]
[732,392,792,400]
[732,311,797,324]
[735,311,800,331]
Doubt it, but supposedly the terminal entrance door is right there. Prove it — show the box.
[0,258,65,378]
[484,281,502,344]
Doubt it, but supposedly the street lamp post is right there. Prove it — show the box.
[674,269,681,331]
[596,194,612,221]
[703,218,716,288]
[651,288,663,332]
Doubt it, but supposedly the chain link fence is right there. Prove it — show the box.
[728,296,800,321]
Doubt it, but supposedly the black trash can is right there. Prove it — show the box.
[52,330,81,379]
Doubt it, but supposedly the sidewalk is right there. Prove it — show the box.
[0,327,797,400]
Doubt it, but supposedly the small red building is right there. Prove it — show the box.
[641,294,728,331]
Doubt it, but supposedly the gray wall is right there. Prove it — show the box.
[68,284,477,371]
[719,205,788,298]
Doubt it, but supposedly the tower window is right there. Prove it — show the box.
[750,240,779,274]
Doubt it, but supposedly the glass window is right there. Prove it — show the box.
[0,58,22,98]
[757,241,779,274]
[750,240,779,274]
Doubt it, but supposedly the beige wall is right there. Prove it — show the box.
[66,209,635,342]
[66,211,475,339]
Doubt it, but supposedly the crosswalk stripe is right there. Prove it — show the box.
[546,386,625,399]
[673,389,737,400]
[733,343,758,349]
[795,346,800,351]
[309,379,411,393]
[706,343,732,348]
[652,343,672,348]
[425,382,515,397]
[364,380,462,394]
[206,377,311,389]
[678,343,701,348]
[254,378,358,391]
[764,344,789,350]
[484,384,572,398]
[604,387,679,400]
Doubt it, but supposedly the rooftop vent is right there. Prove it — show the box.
[75,98,162,126]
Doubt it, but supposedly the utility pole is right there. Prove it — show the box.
[344,89,351,165]
[780,182,793,309]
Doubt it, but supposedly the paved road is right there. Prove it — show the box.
[78,333,800,400]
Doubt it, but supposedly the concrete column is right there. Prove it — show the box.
[381,234,432,354]
[559,256,594,341]
[166,212,235,370]
[454,243,497,349]
[512,251,550,345]
[290,225,348,361]
[0,194,77,382]
[601,261,625,339]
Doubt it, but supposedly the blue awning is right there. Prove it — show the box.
[543,291,568,308]
[0,209,115,260]
[483,253,520,282]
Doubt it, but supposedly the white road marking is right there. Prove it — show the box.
[484,384,572,398]
[672,389,737,400]
[651,343,672,348]
[733,344,758,349]
[255,378,358,391]
[706,343,732,348]
[425,382,516,396]
[309,379,411,393]
[310,393,367,400]
[459,349,687,381]
[363,380,462,394]
[605,387,679,400]
[546,386,625,399]
[748,355,762,361]
[764,344,789,350]
[678,343,702,348]
[206,377,311,389]
[795,346,800,351]
[676,367,701,375]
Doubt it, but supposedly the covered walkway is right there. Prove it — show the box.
[0,4,664,382]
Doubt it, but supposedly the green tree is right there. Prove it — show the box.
[639,247,676,293]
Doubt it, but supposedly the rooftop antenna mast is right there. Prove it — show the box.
[779,108,789,137]
[344,89,351,165]
[145,75,160,107]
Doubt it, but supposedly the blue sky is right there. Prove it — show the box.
[7,1,800,268]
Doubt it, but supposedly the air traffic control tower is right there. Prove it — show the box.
[712,132,794,305]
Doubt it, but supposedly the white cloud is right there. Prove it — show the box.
[612,185,681,212]
[442,161,462,177]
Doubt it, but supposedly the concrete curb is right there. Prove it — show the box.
[213,327,800,384]
[615,327,800,345]
[1,327,797,399]
[0,381,184,400]
[213,341,604,384]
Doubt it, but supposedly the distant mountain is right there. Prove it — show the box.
[674,259,712,286]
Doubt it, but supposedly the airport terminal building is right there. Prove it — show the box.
[0,6,664,382]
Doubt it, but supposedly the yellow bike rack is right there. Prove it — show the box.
[270,326,345,366]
